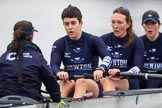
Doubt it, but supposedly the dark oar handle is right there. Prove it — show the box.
[56,73,94,80]
[142,69,162,74]
[55,69,162,80]
[116,72,162,80]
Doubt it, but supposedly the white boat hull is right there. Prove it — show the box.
[10,92,162,108]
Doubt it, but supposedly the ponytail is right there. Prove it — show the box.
[10,29,27,52]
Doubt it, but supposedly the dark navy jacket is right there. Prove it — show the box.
[0,42,61,102]
[50,32,112,75]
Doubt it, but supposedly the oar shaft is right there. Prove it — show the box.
[118,72,162,80]
[56,74,94,80]
[142,69,162,74]
[55,70,162,80]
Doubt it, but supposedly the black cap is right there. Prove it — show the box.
[142,10,160,24]
[13,20,38,36]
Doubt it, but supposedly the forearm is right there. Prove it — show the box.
[99,56,112,71]
[51,65,61,75]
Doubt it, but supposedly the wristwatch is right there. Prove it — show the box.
[95,67,105,73]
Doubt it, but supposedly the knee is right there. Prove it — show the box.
[75,79,86,86]
[102,77,112,85]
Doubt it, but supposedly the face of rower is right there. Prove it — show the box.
[111,13,130,38]
[63,17,83,40]
[142,20,160,41]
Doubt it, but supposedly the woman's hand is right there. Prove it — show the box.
[93,69,104,81]
[108,68,120,76]
[57,71,69,80]
[108,68,122,80]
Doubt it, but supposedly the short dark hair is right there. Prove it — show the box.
[61,4,82,22]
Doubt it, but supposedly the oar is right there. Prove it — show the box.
[116,72,162,80]
[56,73,94,80]
[142,69,162,74]
[56,71,162,80]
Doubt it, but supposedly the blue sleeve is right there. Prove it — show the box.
[39,55,61,102]
[133,36,144,71]
[89,36,112,70]
[50,38,64,74]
